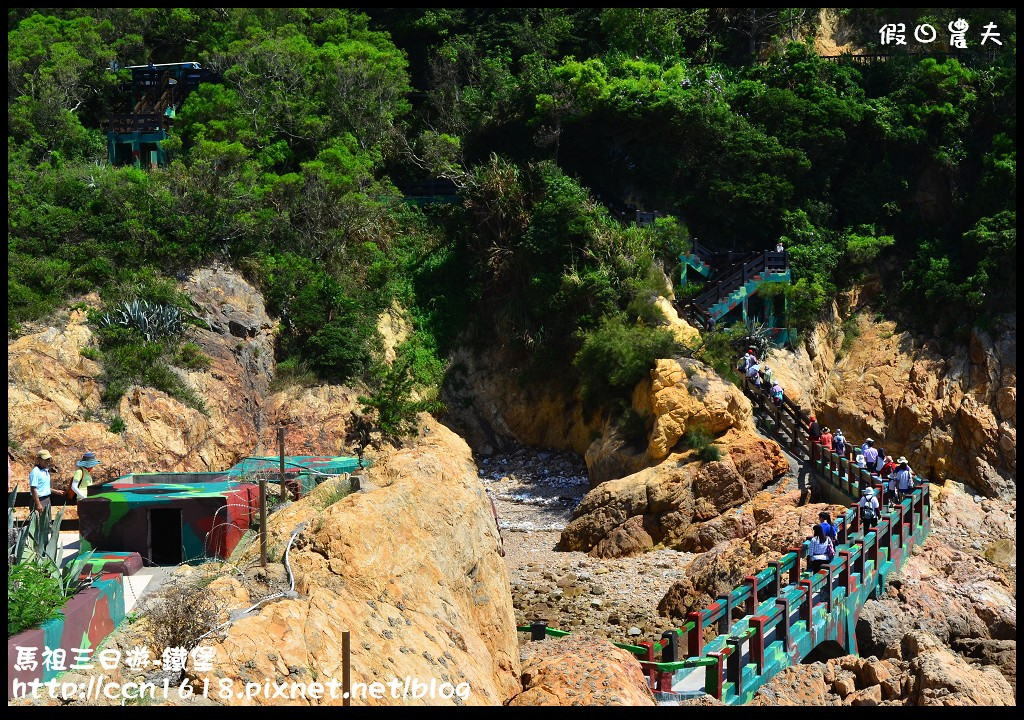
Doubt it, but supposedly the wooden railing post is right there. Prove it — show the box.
[788,548,802,584]
[768,561,782,596]
[726,638,743,697]
[839,550,853,597]
[687,611,705,657]
[743,576,759,615]
[716,594,734,635]
[776,596,792,649]
[824,563,835,613]
[749,616,766,674]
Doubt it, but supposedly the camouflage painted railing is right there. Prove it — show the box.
[517,376,931,704]
[643,478,929,704]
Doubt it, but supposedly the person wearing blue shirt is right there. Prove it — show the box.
[818,511,838,542]
[29,449,55,518]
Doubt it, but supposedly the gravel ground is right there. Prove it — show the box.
[478,449,697,651]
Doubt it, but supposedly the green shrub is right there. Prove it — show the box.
[174,342,212,371]
[79,347,101,361]
[107,416,126,434]
[270,357,318,391]
[8,560,65,637]
[694,322,748,386]
[615,405,651,448]
[683,426,722,462]
[675,281,707,304]
[575,314,680,410]
[840,314,861,354]
[95,325,206,414]
[359,352,443,440]
[699,445,723,462]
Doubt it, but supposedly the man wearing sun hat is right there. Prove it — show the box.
[892,457,914,502]
[29,450,55,518]
[71,451,102,500]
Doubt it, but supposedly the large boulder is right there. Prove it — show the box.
[585,358,756,485]
[195,418,521,705]
[904,631,1015,706]
[509,635,655,706]
[751,637,1014,706]
[559,432,789,558]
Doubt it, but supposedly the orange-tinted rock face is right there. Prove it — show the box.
[509,635,656,706]
[7,269,277,480]
[560,431,789,559]
[750,636,1014,707]
[765,302,1015,499]
[7,268,378,484]
[195,418,522,706]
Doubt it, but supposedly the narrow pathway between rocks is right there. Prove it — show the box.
[478,448,698,651]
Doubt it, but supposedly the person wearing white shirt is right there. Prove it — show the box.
[858,486,880,531]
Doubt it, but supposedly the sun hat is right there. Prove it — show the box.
[865,438,874,445]
[77,451,101,468]
[38,450,51,460]
[862,487,875,496]
[897,456,908,464]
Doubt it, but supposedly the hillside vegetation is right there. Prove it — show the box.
[7,8,1016,433]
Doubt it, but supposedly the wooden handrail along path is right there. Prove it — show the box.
[678,250,789,331]
[519,375,931,704]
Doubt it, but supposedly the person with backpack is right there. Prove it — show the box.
[761,364,775,389]
[832,429,846,458]
[770,381,784,408]
[746,362,762,388]
[858,486,880,531]
[892,457,915,502]
[807,524,835,573]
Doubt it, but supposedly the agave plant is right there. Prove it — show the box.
[98,298,184,341]
[743,318,774,361]
[39,551,96,599]
[8,488,67,568]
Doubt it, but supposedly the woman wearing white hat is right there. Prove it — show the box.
[858,485,880,531]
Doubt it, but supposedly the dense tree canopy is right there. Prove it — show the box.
[7,8,1017,430]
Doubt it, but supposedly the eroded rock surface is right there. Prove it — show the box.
[750,634,1014,706]
[510,635,655,706]
[196,417,521,705]
[560,431,789,559]
[766,297,1015,499]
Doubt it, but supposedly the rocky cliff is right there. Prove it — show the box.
[765,292,1015,498]
[7,267,370,486]
[443,309,713,487]
[189,416,521,705]
[749,631,1013,706]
